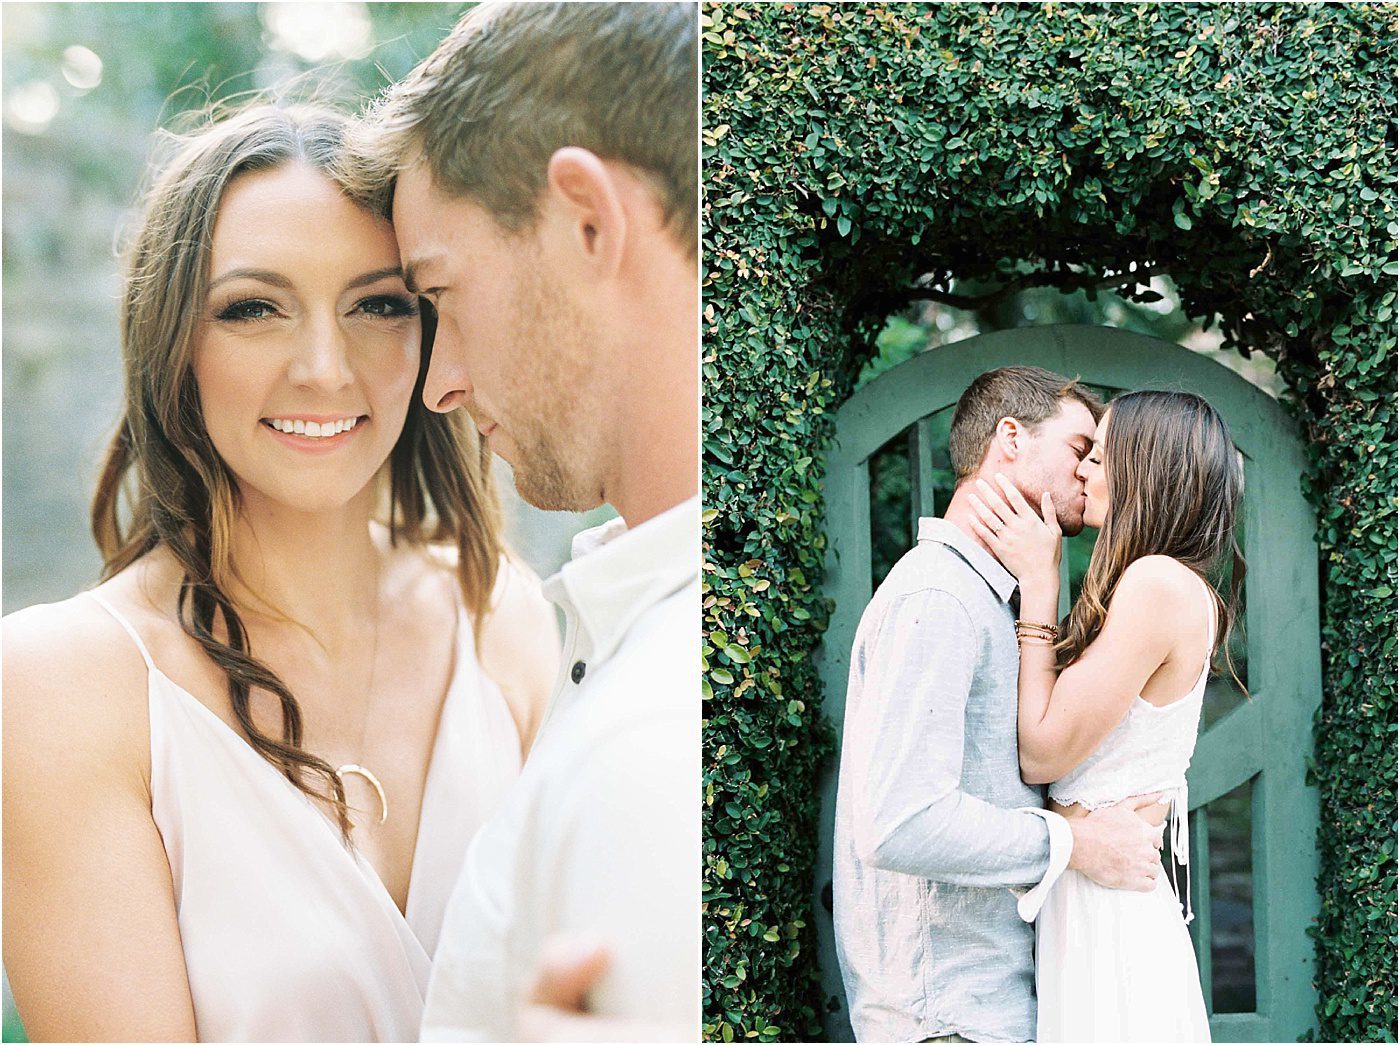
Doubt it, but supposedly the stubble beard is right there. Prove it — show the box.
[1052,492,1087,537]
[510,435,591,512]
[1020,463,1087,538]
[503,265,604,514]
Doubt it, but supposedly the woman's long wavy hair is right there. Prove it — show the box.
[1056,390,1245,687]
[91,103,502,839]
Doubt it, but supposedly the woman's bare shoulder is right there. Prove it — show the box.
[3,556,183,766]
[413,542,556,653]
[399,540,560,750]
[481,553,559,653]
[6,588,149,688]
[1115,555,1203,603]
[4,587,156,784]
[1109,556,1209,648]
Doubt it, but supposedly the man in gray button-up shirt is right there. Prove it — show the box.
[833,368,1163,1042]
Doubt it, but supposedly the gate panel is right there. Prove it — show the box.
[815,325,1321,1042]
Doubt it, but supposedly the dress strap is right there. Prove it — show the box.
[1198,573,1217,663]
[86,590,157,673]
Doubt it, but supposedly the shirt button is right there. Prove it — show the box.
[570,661,587,684]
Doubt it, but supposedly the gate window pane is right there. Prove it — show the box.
[867,409,955,590]
[1208,776,1257,1013]
[867,430,912,589]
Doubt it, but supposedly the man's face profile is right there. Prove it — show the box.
[1011,399,1097,536]
[393,161,606,513]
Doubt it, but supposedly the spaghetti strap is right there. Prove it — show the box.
[1198,573,1217,654]
[86,590,156,673]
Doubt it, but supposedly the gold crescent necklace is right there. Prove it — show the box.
[335,555,387,826]
[335,763,388,824]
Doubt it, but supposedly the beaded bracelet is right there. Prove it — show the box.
[1014,618,1059,642]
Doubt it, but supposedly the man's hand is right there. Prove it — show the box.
[515,937,611,1042]
[515,936,693,1042]
[1065,794,1166,892]
[968,474,1063,583]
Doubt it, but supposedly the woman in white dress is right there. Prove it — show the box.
[2,104,559,1042]
[969,389,1243,1043]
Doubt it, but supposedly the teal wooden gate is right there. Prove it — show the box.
[814,325,1322,1042]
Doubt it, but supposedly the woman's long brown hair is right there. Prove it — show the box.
[1056,390,1245,686]
[91,104,502,839]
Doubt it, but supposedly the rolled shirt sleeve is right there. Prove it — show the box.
[850,588,1058,888]
[1015,806,1073,921]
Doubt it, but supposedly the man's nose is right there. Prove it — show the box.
[420,309,471,414]
[433,387,469,411]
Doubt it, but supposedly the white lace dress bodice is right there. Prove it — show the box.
[1048,689,1203,812]
[1034,572,1217,1043]
[1047,573,1215,922]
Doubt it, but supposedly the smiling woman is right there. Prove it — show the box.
[193,163,421,512]
[2,103,560,1043]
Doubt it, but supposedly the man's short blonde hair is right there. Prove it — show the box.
[344,2,697,252]
[947,366,1104,480]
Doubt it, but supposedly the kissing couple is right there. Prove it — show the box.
[835,365,1242,1042]
[3,3,698,1042]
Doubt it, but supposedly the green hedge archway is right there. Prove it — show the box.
[702,4,1396,1042]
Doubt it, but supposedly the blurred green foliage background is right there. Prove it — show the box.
[2,2,492,617]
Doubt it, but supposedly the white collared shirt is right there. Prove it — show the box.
[421,497,701,1041]
[833,517,1070,1042]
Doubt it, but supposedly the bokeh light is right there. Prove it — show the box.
[261,2,373,62]
[5,80,60,134]
[60,44,103,91]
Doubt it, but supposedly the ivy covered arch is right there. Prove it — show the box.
[701,4,1395,1043]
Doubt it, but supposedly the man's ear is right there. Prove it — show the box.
[544,146,626,277]
[991,416,1024,461]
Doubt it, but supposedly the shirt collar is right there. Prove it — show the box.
[916,516,1018,604]
[542,496,699,666]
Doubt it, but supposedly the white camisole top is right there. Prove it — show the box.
[1048,573,1217,922]
[88,590,522,1043]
